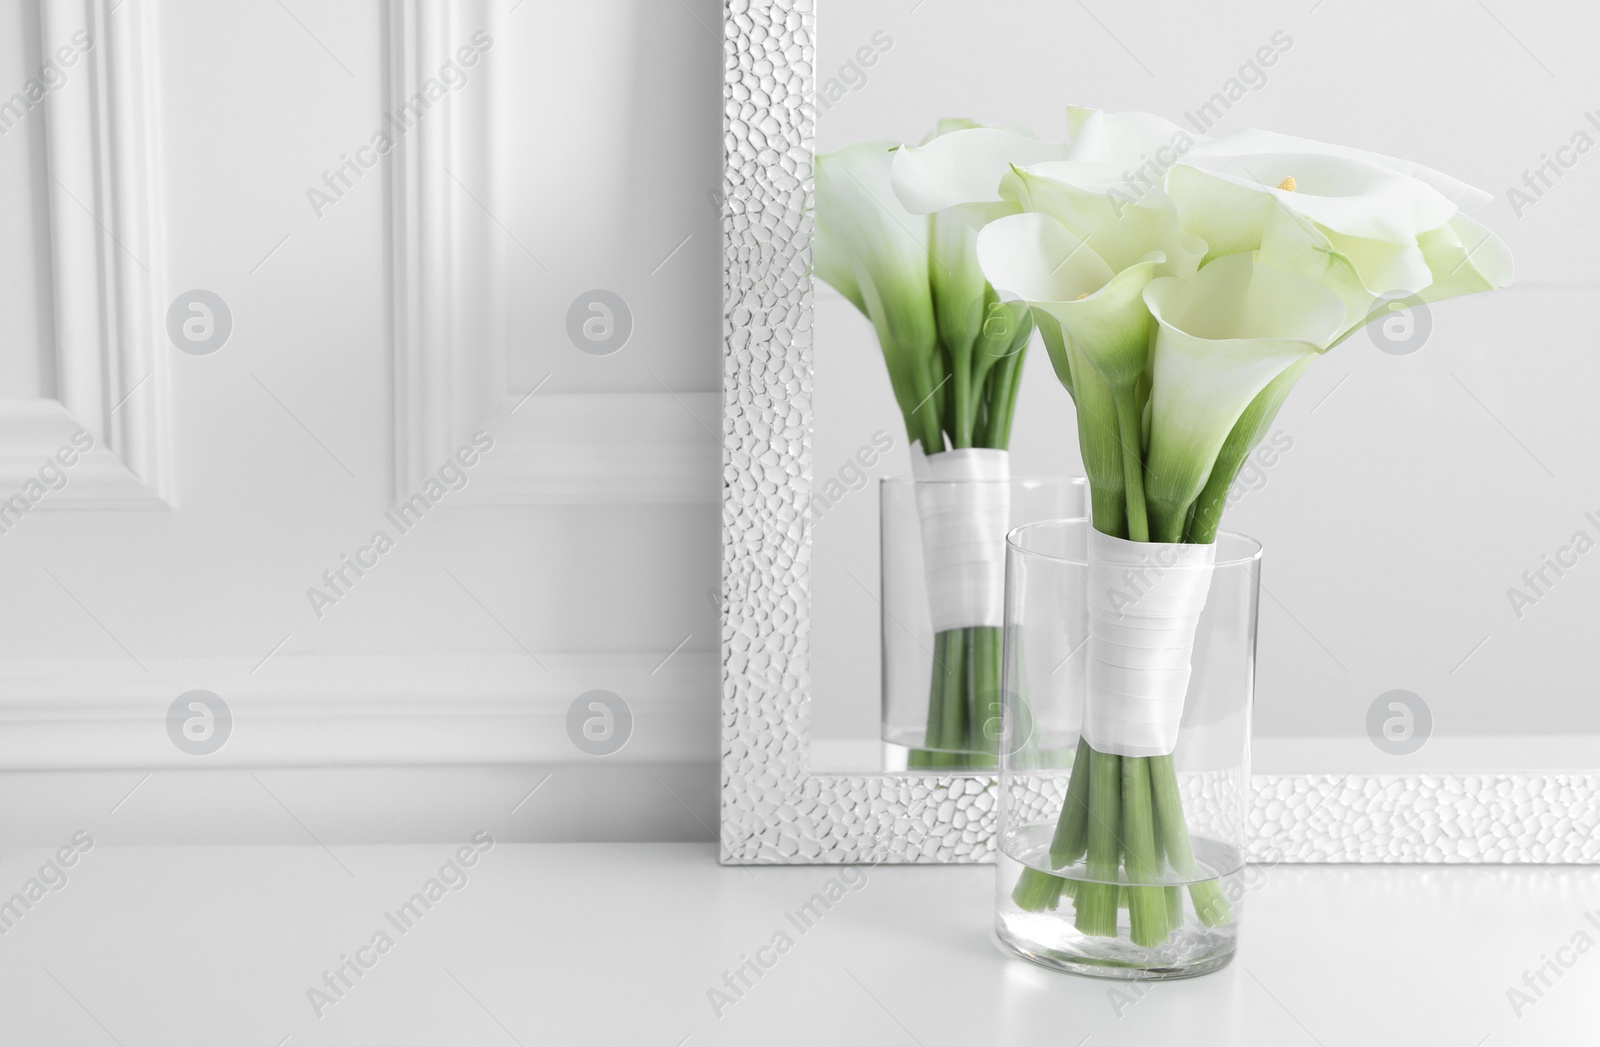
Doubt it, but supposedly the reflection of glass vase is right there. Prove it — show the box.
[879,476,1085,770]
[995,519,1260,979]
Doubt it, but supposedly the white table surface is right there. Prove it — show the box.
[1,842,1595,1045]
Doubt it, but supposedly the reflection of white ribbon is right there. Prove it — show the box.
[910,448,1010,632]
[1082,531,1216,757]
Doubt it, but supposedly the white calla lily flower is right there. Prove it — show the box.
[1169,150,1459,265]
[899,119,1036,358]
[1064,105,1207,167]
[813,205,865,313]
[976,211,1164,388]
[1001,162,1206,277]
[883,119,1062,442]
[1169,127,1503,328]
[1190,127,1492,211]
[815,141,940,437]
[1252,205,1411,336]
[1141,253,1344,539]
[890,123,1070,223]
[977,209,1171,540]
[1257,199,1515,347]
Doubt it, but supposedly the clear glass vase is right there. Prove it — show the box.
[880,476,1085,771]
[995,519,1261,979]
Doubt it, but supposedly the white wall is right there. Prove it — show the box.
[0,0,724,843]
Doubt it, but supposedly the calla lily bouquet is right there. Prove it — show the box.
[820,107,1511,946]
[817,120,1063,769]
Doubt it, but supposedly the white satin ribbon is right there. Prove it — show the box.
[910,448,1010,632]
[1082,530,1216,757]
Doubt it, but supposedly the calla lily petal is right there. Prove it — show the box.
[890,124,1070,220]
[975,212,1164,387]
[885,119,1078,392]
[1321,227,1432,297]
[814,212,865,313]
[815,141,939,427]
[1146,252,1345,343]
[1192,127,1493,211]
[1002,162,1199,275]
[1034,309,1130,533]
[1256,206,1430,336]
[908,120,1006,358]
[1047,259,1166,386]
[1254,208,1367,322]
[975,211,1115,301]
[1164,162,1280,259]
[1184,355,1315,543]
[1141,253,1344,536]
[1415,211,1515,302]
[1171,151,1459,250]
[1326,211,1516,348]
[1064,106,1208,165]
[929,205,987,357]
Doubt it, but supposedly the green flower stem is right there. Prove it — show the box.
[1149,754,1231,927]
[1149,804,1184,925]
[1184,470,1229,546]
[983,343,1028,448]
[962,629,978,749]
[911,628,1003,770]
[1075,749,1123,937]
[1148,502,1187,544]
[1072,373,1128,542]
[1048,736,1094,867]
[1113,388,1150,543]
[969,626,1002,755]
[940,630,967,756]
[951,349,974,449]
[1120,756,1170,946]
[1011,866,1066,912]
[922,631,949,754]
[1164,885,1185,927]
[928,352,951,440]
[1089,486,1128,545]
[925,629,967,768]
[903,357,946,456]
[917,630,953,768]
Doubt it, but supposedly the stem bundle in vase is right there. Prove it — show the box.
[1002,306,1235,943]
[908,282,1030,770]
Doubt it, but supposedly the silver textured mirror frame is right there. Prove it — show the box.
[718,0,1600,866]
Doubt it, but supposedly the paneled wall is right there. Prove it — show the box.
[0,0,723,843]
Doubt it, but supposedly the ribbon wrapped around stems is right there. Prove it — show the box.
[910,448,1011,632]
[1082,531,1217,757]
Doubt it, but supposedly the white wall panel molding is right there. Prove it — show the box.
[387,0,505,500]
[0,763,718,845]
[386,0,714,506]
[0,652,717,769]
[13,0,171,507]
[463,391,720,504]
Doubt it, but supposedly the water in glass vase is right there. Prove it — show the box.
[995,822,1244,980]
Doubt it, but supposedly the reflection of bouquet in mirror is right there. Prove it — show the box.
[816,120,1068,769]
[905,107,1512,947]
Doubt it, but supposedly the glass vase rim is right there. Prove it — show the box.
[877,474,1088,488]
[1005,517,1264,568]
